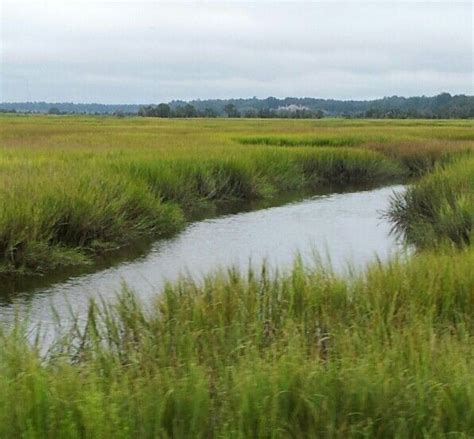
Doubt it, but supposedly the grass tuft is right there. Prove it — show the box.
[388,156,474,248]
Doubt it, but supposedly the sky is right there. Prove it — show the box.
[1,1,472,103]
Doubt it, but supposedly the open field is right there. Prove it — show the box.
[0,116,472,275]
[0,116,474,437]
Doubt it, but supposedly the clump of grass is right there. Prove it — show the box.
[388,156,474,248]
[115,158,262,206]
[237,134,473,177]
[0,163,184,274]
[368,141,472,176]
[291,147,401,185]
[1,247,474,437]
[236,135,365,147]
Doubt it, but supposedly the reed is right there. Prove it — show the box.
[0,116,471,276]
[1,246,473,437]
[1,116,474,437]
[389,155,474,248]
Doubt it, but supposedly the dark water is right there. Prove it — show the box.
[0,185,405,331]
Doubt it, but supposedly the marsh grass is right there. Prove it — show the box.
[1,116,474,437]
[1,247,473,437]
[0,148,400,275]
[0,116,471,275]
[389,155,474,248]
[235,134,367,147]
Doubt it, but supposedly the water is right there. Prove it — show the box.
[0,185,405,333]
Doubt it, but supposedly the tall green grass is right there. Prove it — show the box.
[236,134,367,147]
[1,116,474,436]
[0,148,400,275]
[1,247,473,437]
[389,155,474,248]
[0,116,471,275]
[0,161,185,274]
[237,136,472,176]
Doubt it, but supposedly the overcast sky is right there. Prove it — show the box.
[1,1,472,103]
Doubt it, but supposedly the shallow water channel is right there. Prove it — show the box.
[0,185,406,332]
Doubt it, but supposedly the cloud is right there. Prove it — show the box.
[1,1,472,102]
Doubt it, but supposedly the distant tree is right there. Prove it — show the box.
[264,97,280,110]
[223,103,240,118]
[257,108,274,118]
[202,107,217,117]
[138,106,151,117]
[183,104,197,117]
[314,109,324,119]
[174,104,197,118]
[156,103,171,118]
[173,106,184,117]
[138,104,170,117]
[433,92,452,109]
[48,107,61,115]
[244,109,258,118]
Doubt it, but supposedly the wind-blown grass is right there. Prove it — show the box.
[237,136,472,176]
[389,155,474,248]
[236,134,366,147]
[0,148,400,275]
[1,247,473,437]
[0,116,471,276]
[1,116,474,437]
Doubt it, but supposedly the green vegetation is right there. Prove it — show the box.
[1,247,474,437]
[389,155,474,248]
[3,92,473,118]
[0,116,474,437]
[0,116,472,276]
[236,135,365,147]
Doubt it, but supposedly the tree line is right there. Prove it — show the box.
[1,93,472,118]
[137,103,326,119]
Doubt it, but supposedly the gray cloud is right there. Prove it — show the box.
[1,1,472,103]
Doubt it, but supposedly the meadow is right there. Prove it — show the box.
[0,115,473,437]
[0,116,472,275]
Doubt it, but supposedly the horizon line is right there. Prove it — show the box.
[2,92,472,107]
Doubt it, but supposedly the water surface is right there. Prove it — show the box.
[0,185,405,330]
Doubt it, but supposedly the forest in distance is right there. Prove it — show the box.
[1,92,473,119]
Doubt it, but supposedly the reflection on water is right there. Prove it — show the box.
[0,185,406,331]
